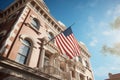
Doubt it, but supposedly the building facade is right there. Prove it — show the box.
[0,0,94,80]
[106,73,120,80]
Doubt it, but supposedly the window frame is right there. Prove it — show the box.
[31,18,40,30]
[16,38,32,65]
[48,32,54,43]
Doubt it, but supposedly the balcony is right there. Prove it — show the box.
[75,62,86,73]
[41,65,67,80]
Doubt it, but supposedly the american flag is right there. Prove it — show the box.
[55,27,81,59]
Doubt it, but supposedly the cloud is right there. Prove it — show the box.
[105,4,120,30]
[111,16,120,30]
[101,43,120,56]
[102,31,111,36]
[89,37,98,47]
[58,21,66,27]
[106,4,120,18]
[98,21,108,27]
[113,5,120,17]
[106,10,112,16]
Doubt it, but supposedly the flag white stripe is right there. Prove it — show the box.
[60,34,75,56]
[55,27,81,59]
[56,35,74,58]
[58,34,74,58]
[56,37,65,55]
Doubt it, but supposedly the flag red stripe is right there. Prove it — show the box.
[57,34,74,58]
[55,27,81,59]
[72,36,81,56]
[55,37,64,55]
[60,34,76,56]
[56,35,73,58]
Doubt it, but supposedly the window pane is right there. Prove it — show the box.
[16,54,26,64]
[78,57,82,63]
[31,18,40,29]
[48,33,54,43]
[23,39,31,46]
[16,39,31,64]
[19,45,29,56]
[48,33,54,39]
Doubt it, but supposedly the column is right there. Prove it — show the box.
[39,48,45,68]
[69,71,73,80]
[38,38,46,68]
[49,54,54,66]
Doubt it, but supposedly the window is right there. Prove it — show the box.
[31,18,40,30]
[85,61,89,68]
[16,39,31,64]
[78,56,82,63]
[48,32,54,43]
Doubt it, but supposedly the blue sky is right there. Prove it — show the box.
[45,0,120,80]
[1,0,120,80]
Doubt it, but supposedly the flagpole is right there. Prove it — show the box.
[44,22,75,45]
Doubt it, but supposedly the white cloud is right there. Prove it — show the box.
[111,16,120,29]
[106,4,120,18]
[102,31,111,36]
[106,10,112,16]
[89,37,98,47]
[103,30,120,43]
[113,5,120,17]
[58,21,65,27]
[98,21,108,27]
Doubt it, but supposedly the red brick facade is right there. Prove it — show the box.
[106,73,120,80]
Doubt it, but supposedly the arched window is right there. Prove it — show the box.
[31,18,40,30]
[48,32,54,43]
[78,56,82,63]
[16,39,32,64]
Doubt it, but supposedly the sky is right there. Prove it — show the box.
[1,0,120,80]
